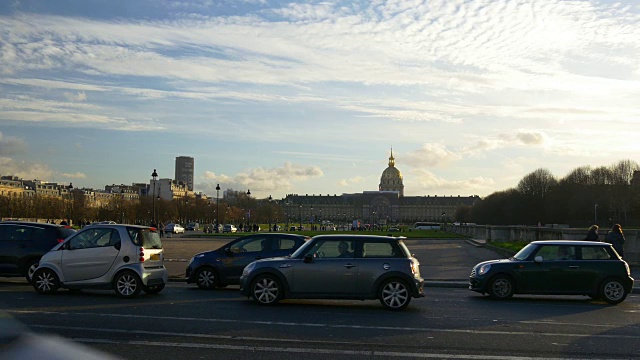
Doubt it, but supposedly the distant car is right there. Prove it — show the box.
[32,224,167,298]
[289,226,297,231]
[186,233,309,289]
[165,223,185,234]
[223,224,237,233]
[0,221,76,283]
[469,240,634,304]
[388,227,400,232]
[186,222,200,231]
[203,224,223,233]
[240,235,425,310]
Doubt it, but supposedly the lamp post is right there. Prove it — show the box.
[246,189,251,231]
[268,195,273,232]
[594,203,598,225]
[215,184,220,233]
[67,183,73,226]
[310,206,314,231]
[285,201,290,230]
[151,169,158,226]
[299,205,303,230]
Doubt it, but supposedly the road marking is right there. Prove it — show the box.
[68,337,613,360]
[13,311,639,340]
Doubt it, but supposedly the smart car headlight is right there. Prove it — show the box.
[478,264,492,276]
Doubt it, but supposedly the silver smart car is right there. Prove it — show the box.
[32,224,168,298]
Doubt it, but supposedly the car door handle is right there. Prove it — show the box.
[344,264,356,269]
[569,266,579,269]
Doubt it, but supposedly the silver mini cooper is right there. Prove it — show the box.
[240,235,425,310]
[32,224,168,298]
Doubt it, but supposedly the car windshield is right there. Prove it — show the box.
[128,227,162,249]
[290,238,315,258]
[513,243,537,260]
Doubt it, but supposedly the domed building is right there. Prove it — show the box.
[379,148,404,196]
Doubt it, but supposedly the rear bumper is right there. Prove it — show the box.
[140,266,168,285]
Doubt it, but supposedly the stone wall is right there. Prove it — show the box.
[448,224,639,266]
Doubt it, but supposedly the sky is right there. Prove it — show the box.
[1,0,640,201]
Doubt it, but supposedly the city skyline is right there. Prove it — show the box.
[1,1,640,200]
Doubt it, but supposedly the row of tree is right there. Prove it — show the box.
[456,159,640,228]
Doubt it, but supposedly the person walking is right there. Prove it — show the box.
[605,224,625,257]
[584,225,599,241]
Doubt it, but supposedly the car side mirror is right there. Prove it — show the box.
[304,254,313,263]
[534,255,543,263]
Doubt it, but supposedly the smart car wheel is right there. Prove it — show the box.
[195,267,218,290]
[378,279,411,311]
[488,275,514,300]
[143,284,165,295]
[114,271,142,298]
[251,274,282,305]
[33,268,60,295]
[25,259,39,284]
[600,278,627,305]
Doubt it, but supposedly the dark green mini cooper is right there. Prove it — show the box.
[469,240,634,304]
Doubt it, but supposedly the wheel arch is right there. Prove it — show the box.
[370,272,415,298]
[485,272,518,294]
[248,268,291,295]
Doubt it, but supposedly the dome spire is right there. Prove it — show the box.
[388,147,395,167]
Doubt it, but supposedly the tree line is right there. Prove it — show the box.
[455,159,640,228]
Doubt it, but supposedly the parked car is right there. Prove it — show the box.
[222,224,237,233]
[239,235,425,310]
[203,223,223,233]
[469,240,634,304]
[186,222,200,231]
[388,227,401,232]
[165,223,185,234]
[0,221,76,283]
[186,233,309,289]
[32,224,167,298]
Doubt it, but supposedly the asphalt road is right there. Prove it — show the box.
[2,237,640,359]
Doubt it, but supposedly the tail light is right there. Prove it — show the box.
[57,238,65,243]
[139,247,145,262]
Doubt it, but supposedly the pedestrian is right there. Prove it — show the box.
[605,224,625,257]
[159,222,165,237]
[584,225,599,241]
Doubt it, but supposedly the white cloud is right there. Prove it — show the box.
[408,168,495,194]
[64,91,87,102]
[338,176,365,187]
[60,172,87,179]
[0,156,54,181]
[404,144,463,168]
[0,132,27,156]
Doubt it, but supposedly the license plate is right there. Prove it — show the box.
[150,254,160,261]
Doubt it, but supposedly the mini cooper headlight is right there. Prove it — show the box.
[478,264,492,276]
[243,262,256,277]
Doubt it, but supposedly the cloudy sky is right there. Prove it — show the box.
[1,0,639,200]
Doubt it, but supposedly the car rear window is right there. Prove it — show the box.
[128,228,162,249]
[581,246,613,260]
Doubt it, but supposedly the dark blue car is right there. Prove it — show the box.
[186,233,309,289]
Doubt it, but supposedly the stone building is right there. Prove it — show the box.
[282,149,479,225]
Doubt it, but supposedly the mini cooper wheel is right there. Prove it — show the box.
[114,271,142,298]
[378,279,412,311]
[33,268,60,295]
[195,267,218,290]
[25,259,39,284]
[600,278,627,305]
[488,275,514,300]
[251,274,282,305]
[143,284,165,295]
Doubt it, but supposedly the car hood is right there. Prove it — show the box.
[475,258,512,267]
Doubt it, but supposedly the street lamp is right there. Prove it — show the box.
[246,189,251,231]
[216,184,220,233]
[310,206,314,231]
[67,183,73,226]
[594,203,598,225]
[268,195,273,232]
[299,204,303,230]
[151,169,158,226]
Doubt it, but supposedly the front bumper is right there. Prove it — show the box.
[468,275,487,293]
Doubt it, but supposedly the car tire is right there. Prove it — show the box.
[378,278,412,311]
[195,267,218,290]
[251,274,282,305]
[488,275,515,300]
[599,278,627,305]
[114,271,142,298]
[25,259,39,284]
[32,268,60,295]
[143,284,165,295]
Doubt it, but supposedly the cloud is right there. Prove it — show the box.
[408,168,495,194]
[0,156,54,181]
[338,176,365,187]
[63,91,87,102]
[198,162,323,197]
[0,132,27,156]
[60,172,87,179]
[404,144,463,168]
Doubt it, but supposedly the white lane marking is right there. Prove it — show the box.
[13,311,639,340]
[71,337,597,360]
